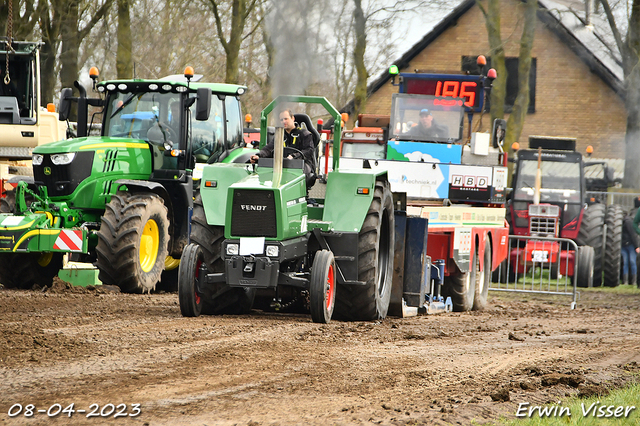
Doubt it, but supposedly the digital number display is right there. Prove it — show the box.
[401,74,484,112]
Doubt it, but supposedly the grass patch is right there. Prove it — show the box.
[579,284,639,295]
[498,383,640,425]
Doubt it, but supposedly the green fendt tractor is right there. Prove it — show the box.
[0,68,255,292]
[178,96,395,323]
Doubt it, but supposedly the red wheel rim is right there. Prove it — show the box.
[194,259,202,305]
[326,264,335,310]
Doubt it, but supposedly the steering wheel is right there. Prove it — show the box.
[283,147,305,161]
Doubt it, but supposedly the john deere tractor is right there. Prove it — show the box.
[178,96,395,323]
[0,68,255,291]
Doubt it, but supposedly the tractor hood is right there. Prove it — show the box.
[33,136,150,154]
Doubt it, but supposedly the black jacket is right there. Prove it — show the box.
[258,126,316,169]
[622,214,639,249]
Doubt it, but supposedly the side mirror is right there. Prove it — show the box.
[59,88,73,121]
[491,118,506,149]
[195,87,211,121]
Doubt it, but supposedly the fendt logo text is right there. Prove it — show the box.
[241,205,268,211]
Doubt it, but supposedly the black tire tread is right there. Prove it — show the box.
[576,203,605,286]
[333,181,394,321]
[603,204,623,287]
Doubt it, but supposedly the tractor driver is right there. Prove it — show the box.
[408,108,449,140]
[250,109,316,188]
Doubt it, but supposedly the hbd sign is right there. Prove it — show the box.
[451,174,490,189]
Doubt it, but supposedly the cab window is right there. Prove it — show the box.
[224,96,243,150]
[190,95,225,163]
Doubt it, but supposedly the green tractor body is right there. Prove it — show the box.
[0,74,256,291]
[180,96,395,323]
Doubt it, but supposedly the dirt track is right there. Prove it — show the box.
[1,282,640,426]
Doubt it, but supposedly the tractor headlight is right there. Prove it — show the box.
[226,243,239,256]
[32,154,43,165]
[51,152,76,165]
[266,245,279,257]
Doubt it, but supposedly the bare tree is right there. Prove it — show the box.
[600,0,640,187]
[116,0,132,78]
[477,0,537,151]
[205,0,261,84]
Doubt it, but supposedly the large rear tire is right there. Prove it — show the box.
[576,203,605,286]
[333,181,394,321]
[603,204,623,287]
[310,250,336,324]
[472,238,491,311]
[96,193,170,293]
[190,195,254,314]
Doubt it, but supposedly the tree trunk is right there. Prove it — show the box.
[59,1,80,119]
[38,0,62,107]
[353,0,367,119]
[505,0,537,146]
[484,0,507,127]
[116,0,133,79]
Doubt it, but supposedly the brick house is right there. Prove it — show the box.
[343,0,626,159]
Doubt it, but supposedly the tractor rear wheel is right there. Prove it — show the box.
[96,193,170,293]
[178,244,204,317]
[472,239,491,311]
[310,250,336,324]
[189,195,254,314]
[576,203,605,286]
[603,204,623,287]
[333,181,394,321]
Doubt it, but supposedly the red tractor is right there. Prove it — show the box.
[505,137,622,287]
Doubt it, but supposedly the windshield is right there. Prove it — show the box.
[514,160,581,203]
[342,142,386,159]
[103,91,181,141]
[390,94,464,143]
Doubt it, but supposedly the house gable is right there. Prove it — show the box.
[352,0,626,158]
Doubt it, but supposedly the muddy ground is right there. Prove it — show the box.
[1,281,640,426]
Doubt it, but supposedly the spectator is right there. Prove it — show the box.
[621,206,639,285]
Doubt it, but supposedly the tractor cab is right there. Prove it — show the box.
[509,139,584,240]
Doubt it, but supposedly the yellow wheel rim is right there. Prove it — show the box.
[38,252,53,267]
[140,219,160,273]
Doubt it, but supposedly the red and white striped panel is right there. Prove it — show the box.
[53,230,83,252]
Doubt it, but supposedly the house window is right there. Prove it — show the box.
[462,56,536,113]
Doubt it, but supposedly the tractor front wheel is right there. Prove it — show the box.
[96,193,170,293]
[603,204,623,287]
[189,195,255,314]
[573,245,594,288]
[310,250,336,324]
[178,244,204,317]
[576,203,605,286]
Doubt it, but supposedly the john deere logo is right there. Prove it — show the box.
[44,167,51,175]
